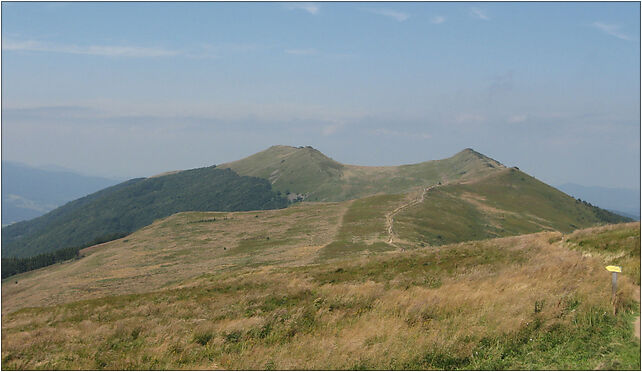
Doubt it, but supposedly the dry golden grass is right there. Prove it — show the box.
[4,166,626,317]
[1,201,349,314]
[2,224,639,370]
[565,221,640,241]
[562,222,641,287]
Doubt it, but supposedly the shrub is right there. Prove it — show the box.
[193,330,214,346]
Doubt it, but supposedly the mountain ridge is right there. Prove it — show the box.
[1,146,628,260]
[220,145,506,201]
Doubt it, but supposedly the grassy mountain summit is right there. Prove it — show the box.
[220,146,505,201]
[393,167,629,248]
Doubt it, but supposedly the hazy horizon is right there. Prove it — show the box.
[2,2,640,189]
[2,146,641,194]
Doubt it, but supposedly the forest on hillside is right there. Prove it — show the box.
[2,167,289,258]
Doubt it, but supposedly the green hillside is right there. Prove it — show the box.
[1,145,629,264]
[2,158,637,369]
[2,165,631,312]
[1,167,288,258]
[220,146,506,201]
[393,168,630,248]
[0,146,507,258]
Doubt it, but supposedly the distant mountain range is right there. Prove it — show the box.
[2,162,121,225]
[556,183,640,221]
[1,146,630,258]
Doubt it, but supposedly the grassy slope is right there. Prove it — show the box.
[219,146,345,201]
[220,145,506,202]
[1,167,289,258]
[564,224,641,286]
[2,158,636,369]
[318,194,403,260]
[2,167,629,313]
[394,168,630,248]
[2,224,639,370]
[1,145,504,259]
[1,202,349,314]
[4,145,626,261]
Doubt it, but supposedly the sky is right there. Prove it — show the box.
[1,2,640,189]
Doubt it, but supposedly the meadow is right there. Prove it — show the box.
[1,157,637,369]
[2,223,639,370]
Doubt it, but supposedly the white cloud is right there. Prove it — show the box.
[3,39,179,57]
[592,22,631,41]
[470,8,490,21]
[284,48,319,56]
[507,114,528,124]
[284,3,319,15]
[454,113,485,125]
[367,9,410,22]
[2,101,368,127]
[322,122,344,136]
[430,16,446,25]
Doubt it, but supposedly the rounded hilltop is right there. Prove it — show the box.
[220,145,506,202]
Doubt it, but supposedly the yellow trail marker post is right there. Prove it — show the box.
[606,266,622,315]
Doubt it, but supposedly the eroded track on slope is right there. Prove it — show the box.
[385,184,440,249]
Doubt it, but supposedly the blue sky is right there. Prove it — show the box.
[2,2,640,190]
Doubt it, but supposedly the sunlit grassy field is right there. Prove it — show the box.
[1,202,349,314]
[2,223,639,370]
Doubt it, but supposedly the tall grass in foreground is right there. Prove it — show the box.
[565,223,641,286]
[2,225,639,370]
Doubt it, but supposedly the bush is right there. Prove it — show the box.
[193,330,214,346]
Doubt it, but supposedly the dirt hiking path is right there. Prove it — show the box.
[385,184,440,250]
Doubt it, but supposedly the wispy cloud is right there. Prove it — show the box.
[430,16,446,25]
[507,114,528,124]
[470,8,490,21]
[592,22,631,40]
[284,2,319,15]
[284,48,356,59]
[3,39,179,57]
[453,113,485,125]
[322,122,345,136]
[367,8,410,22]
[284,48,319,56]
[2,100,368,127]
[180,42,270,60]
[3,105,104,120]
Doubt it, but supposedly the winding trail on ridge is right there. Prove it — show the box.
[385,184,440,250]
